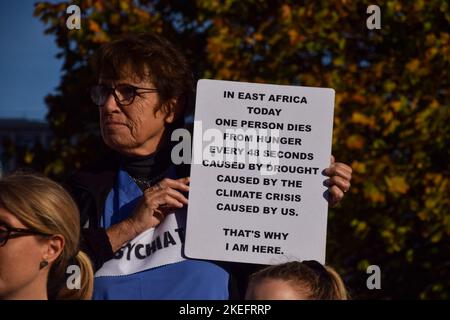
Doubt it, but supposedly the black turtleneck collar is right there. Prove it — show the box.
[120,152,159,179]
[119,131,174,183]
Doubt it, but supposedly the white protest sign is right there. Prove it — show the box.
[185,79,335,265]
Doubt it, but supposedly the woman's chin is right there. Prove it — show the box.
[104,136,134,152]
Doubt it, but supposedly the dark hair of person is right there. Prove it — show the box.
[93,32,195,129]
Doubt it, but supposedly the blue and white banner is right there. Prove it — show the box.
[95,211,186,277]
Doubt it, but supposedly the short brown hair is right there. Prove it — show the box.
[93,32,194,125]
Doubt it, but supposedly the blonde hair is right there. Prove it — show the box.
[0,172,94,300]
[248,261,349,300]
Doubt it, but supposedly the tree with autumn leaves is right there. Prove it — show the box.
[31,0,448,299]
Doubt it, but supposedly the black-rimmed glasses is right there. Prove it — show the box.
[0,222,51,247]
[90,83,158,107]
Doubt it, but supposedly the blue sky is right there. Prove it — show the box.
[0,0,61,121]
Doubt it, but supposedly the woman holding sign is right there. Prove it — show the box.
[67,32,352,299]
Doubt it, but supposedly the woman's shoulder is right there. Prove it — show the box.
[67,153,120,189]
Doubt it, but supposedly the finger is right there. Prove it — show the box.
[178,177,190,184]
[165,187,189,204]
[334,162,352,175]
[324,160,352,174]
[149,187,189,205]
[326,162,352,175]
[330,155,335,164]
[146,182,163,193]
[152,209,164,222]
[152,196,183,222]
[328,185,344,205]
[324,164,352,181]
[160,177,190,185]
[328,176,351,193]
[140,192,183,216]
[152,194,184,209]
[145,181,187,196]
[158,177,190,191]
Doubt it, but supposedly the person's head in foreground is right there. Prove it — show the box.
[0,172,93,300]
[245,260,348,300]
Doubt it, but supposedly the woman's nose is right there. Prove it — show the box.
[102,93,120,112]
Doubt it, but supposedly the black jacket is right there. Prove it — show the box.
[65,159,262,299]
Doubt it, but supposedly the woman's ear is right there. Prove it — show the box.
[164,98,177,124]
[41,234,65,265]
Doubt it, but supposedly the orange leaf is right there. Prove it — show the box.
[88,20,101,33]
[385,176,410,194]
[346,135,365,150]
